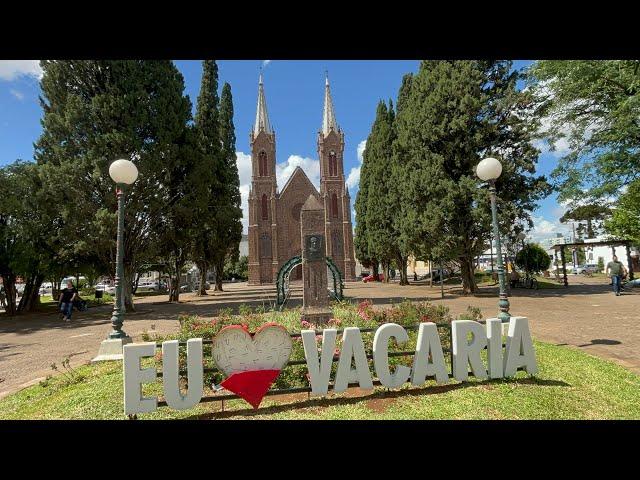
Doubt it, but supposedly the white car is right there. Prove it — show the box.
[95,283,116,295]
[137,281,159,292]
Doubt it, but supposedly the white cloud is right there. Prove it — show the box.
[346,166,360,189]
[529,214,572,243]
[262,60,271,68]
[357,139,366,162]
[346,139,366,189]
[0,60,42,81]
[9,89,24,100]
[236,151,253,233]
[276,154,320,190]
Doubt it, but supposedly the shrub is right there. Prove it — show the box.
[149,300,464,391]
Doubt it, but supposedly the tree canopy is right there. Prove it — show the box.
[527,60,640,204]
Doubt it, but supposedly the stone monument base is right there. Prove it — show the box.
[301,307,333,326]
[92,336,132,362]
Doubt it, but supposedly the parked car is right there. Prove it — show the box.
[572,264,598,275]
[39,282,53,295]
[95,283,116,295]
[137,281,159,292]
[362,273,384,283]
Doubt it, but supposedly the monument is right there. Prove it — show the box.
[300,194,332,325]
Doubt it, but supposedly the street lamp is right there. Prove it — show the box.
[477,157,510,322]
[93,159,138,362]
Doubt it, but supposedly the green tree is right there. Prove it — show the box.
[192,60,223,296]
[153,125,201,302]
[560,204,612,239]
[604,179,640,243]
[363,101,403,283]
[515,243,551,274]
[393,61,549,294]
[528,60,640,204]
[35,60,192,311]
[354,113,377,280]
[212,82,243,291]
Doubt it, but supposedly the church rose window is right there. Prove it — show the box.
[261,194,269,220]
[259,151,267,176]
[331,193,339,218]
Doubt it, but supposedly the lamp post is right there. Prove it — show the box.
[477,157,510,322]
[93,159,139,362]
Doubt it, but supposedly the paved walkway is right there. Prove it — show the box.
[1,276,638,399]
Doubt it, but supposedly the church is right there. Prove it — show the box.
[248,74,357,285]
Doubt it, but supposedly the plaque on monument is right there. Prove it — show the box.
[305,235,324,262]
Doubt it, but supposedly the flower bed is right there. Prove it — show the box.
[142,300,483,391]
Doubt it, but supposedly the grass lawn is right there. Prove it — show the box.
[1,340,639,420]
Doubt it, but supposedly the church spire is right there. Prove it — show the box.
[254,71,273,136]
[322,72,339,136]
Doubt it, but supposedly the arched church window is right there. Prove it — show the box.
[259,151,268,176]
[331,193,339,218]
[261,194,269,220]
[260,234,272,258]
[329,151,337,176]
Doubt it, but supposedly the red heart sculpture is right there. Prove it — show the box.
[212,324,292,409]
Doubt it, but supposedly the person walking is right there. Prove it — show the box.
[0,285,6,309]
[58,280,78,322]
[606,255,626,296]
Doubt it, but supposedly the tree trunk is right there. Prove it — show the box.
[18,274,44,313]
[196,261,208,296]
[372,259,379,281]
[214,258,224,291]
[382,260,390,283]
[459,255,478,295]
[397,252,409,285]
[2,273,18,316]
[169,257,182,302]
[51,277,60,300]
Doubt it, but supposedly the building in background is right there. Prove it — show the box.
[247,74,356,284]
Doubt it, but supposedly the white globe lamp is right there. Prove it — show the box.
[109,159,139,185]
[476,157,503,182]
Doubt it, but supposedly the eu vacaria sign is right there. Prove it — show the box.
[123,316,537,415]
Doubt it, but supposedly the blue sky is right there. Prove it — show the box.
[0,60,570,240]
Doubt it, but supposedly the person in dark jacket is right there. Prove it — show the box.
[58,281,78,322]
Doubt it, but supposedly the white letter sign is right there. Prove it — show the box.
[504,316,538,376]
[302,328,337,396]
[411,322,450,385]
[123,342,158,415]
[334,327,373,393]
[373,323,411,389]
[162,338,204,410]
[452,320,488,381]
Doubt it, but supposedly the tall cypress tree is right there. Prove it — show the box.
[364,100,406,284]
[212,83,243,291]
[354,107,379,279]
[192,60,223,295]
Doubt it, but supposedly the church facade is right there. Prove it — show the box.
[247,74,357,285]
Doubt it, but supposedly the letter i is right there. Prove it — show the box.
[487,319,504,379]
